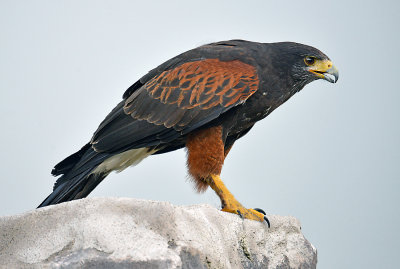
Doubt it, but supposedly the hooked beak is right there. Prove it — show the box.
[308,59,339,83]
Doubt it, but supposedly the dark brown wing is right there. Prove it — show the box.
[91,58,259,152]
[124,59,259,131]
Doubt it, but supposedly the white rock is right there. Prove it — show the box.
[0,197,317,268]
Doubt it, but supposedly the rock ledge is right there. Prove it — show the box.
[0,197,317,268]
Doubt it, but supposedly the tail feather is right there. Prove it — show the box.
[38,170,107,208]
[38,144,157,208]
[51,143,91,176]
[38,145,111,208]
[52,149,109,192]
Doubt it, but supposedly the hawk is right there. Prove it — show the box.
[38,40,338,226]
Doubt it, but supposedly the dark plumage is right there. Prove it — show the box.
[38,40,338,223]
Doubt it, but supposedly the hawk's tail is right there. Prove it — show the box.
[37,143,111,208]
[38,144,157,208]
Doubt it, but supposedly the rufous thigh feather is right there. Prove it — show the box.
[186,126,224,192]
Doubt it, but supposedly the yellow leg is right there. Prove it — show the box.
[207,174,266,222]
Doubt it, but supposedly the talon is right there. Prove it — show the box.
[253,208,270,228]
[237,210,243,218]
[263,215,271,228]
[253,208,266,215]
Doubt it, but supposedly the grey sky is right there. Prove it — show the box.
[0,1,399,268]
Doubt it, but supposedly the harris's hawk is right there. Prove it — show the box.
[38,40,338,226]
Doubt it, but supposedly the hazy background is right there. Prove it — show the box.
[1,1,399,268]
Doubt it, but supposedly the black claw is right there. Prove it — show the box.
[253,208,266,215]
[263,215,271,228]
[237,210,243,219]
[253,208,270,228]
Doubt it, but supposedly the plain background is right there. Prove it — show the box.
[1,1,399,268]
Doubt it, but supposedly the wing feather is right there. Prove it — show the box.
[92,58,259,153]
[124,58,259,130]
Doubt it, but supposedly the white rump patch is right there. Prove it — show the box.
[92,147,157,175]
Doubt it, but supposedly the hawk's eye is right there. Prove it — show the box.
[304,56,316,66]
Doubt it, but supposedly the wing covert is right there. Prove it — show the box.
[124,59,259,132]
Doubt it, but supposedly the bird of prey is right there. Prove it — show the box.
[38,40,338,225]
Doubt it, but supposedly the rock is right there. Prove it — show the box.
[0,197,317,268]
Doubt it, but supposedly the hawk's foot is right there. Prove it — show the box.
[222,201,270,227]
[207,174,270,227]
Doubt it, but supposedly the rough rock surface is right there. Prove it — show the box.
[0,197,317,268]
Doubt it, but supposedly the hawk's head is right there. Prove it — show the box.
[272,42,339,85]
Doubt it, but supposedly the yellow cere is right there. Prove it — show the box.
[308,59,334,78]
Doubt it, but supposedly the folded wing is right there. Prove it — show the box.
[91,58,259,153]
